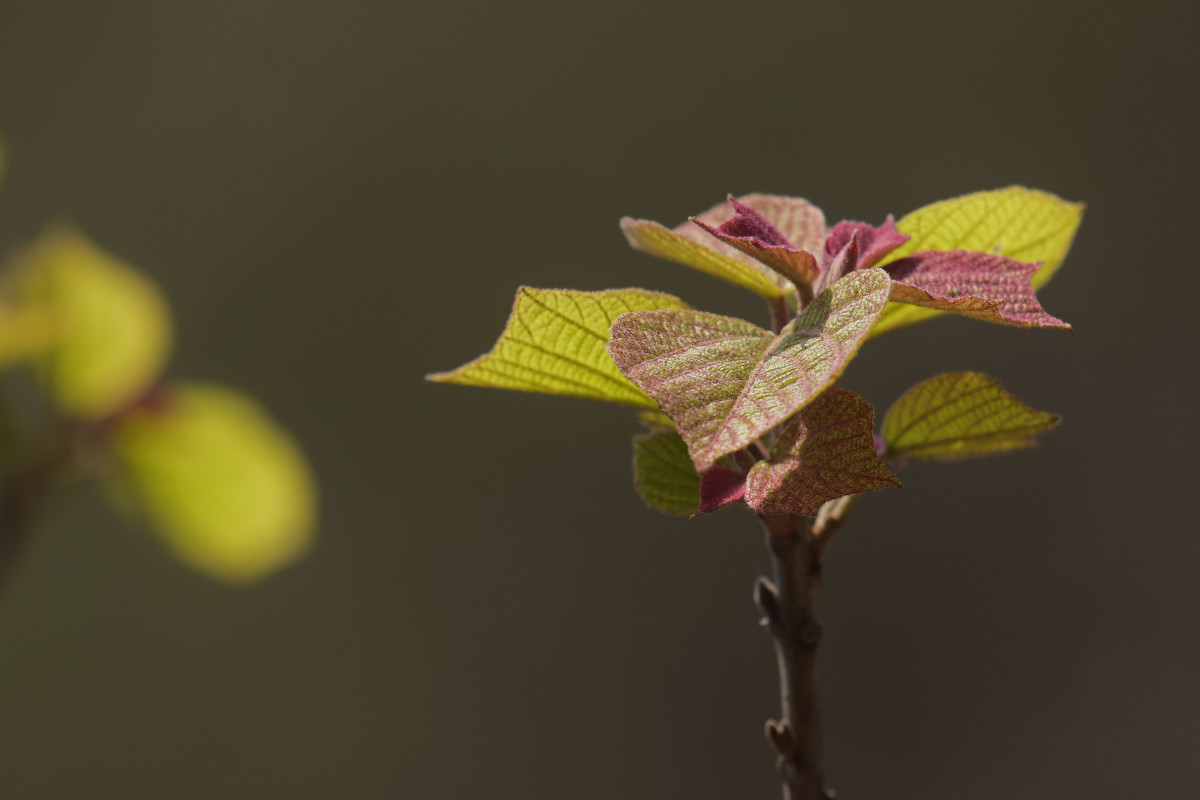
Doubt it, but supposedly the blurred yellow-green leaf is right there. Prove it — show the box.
[0,306,57,368]
[12,226,173,417]
[112,383,316,583]
[870,187,1084,337]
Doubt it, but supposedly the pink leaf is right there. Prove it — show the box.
[691,197,820,289]
[823,215,910,271]
[812,230,859,296]
[745,389,901,516]
[695,466,747,516]
[886,250,1070,328]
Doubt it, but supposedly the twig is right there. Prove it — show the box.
[756,513,833,800]
[812,494,857,557]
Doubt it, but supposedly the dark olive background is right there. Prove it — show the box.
[0,1,1197,798]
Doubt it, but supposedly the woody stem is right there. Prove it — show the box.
[756,513,832,800]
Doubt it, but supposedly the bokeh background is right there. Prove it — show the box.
[0,1,1197,797]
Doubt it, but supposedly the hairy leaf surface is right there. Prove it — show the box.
[871,187,1083,336]
[881,372,1061,460]
[428,287,688,408]
[609,268,892,471]
[823,216,909,271]
[633,431,701,516]
[621,194,826,298]
[696,466,747,515]
[887,250,1069,328]
[112,383,316,583]
[690,198,820,289]
[745,389,899,515]
[620,217,783,298]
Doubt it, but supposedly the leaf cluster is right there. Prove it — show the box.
[431,188,1081,519]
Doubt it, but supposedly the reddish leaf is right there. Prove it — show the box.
[691,197,820,289]
[823,216,909,270]
[620,194,827,299]
[812,230,859,296]
[745,389,900,515]
[695,466,747,516]
[886,250,1070,328]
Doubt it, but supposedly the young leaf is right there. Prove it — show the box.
[880,372,1061,460]
[609,268,892,471]
[696,465,747,515]
[621,194,827,299]
[428,287,688,408]
[111,383,317,583]
[633,431,701,516]
[870,187,1083,337]
[12,226,173,418]
[887,250,1069,328]
[690,198,820,290]
[822,216,909,271]
[620,217,785,299]
[745,389,900,515]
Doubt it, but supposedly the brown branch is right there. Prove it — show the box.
[768,294,791,334]
[756,513,834,800]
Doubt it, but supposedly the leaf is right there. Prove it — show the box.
[609,268,892,471]
[887,250,1069,328]
[689,197,820,289]
[636,409,676,431]
[12,226,173,418]
[633,431,700,516]
[870,187,1084,337]
[620,194,827,299]
[620,217,784,299]
[428,287,689,408]
[880,372,1061,460]
[822,216,909,270]
[745,389,900,515]
[0,307,57,369]
[696,466,746,516]
[111,383,317,583]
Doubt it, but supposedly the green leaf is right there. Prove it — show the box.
[746,389,899,515]
[633,432,700,516]
[0,307,57,369]
[620,217,785,299]
[881,372,1061,460]
[428,287,688,408]
[609,268,892,471]
[636,409,676,431]
[111,383,317,583]
[620,194,827,300]
[870,187,1083,337]
[12,226,173,418]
